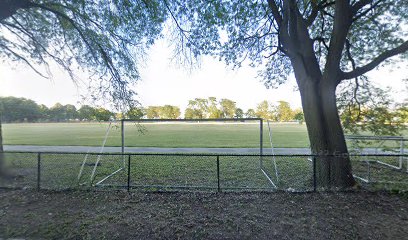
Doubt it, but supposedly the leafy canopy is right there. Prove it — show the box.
[0,0,167,109]
[165,0,407,85]
[1,0,407,124]
[164,0,407,136]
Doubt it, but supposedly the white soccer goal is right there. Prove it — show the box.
[259,120,279,188]
[77,119,125,186]
[120,118,281,189]
[346,135,407,170]
[346,135,408,184]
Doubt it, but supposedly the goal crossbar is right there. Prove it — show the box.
[121,117,263,122]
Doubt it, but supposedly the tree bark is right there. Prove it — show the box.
[273,0,357,189]
[293,65,356,189]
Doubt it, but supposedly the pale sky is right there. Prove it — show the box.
[0,38,407,112]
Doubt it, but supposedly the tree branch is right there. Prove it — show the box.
[323,0,352,80]
[162,0,201,61]
[267,0,282,27]
[305,1,336,26]
[276,0,296,55]
[163,0,191,36]
[351,0,373,15]
[25,2,99,64]
[6,18,78,80]
[313,37,329,51]
[352,0,383,22]
[305,0,319,26]
[342,41,408,80]
[0,42,48,78]
[343,39,361,96]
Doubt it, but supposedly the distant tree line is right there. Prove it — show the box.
[2,96,407,126]
[183,97,305,122]
[0,97,114,122]
[0,96,306,123]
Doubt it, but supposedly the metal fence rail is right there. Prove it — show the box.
[1,151,407,192]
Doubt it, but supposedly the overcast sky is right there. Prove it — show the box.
[0,38,407,112]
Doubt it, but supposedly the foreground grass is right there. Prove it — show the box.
[1,189,407,239]
[2,122,310,148]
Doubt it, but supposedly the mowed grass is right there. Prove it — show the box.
[2,122,310,148]
[2,152,315,191]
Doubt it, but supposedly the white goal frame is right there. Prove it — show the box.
[346,135,407,171]
[346,135,408,184]
[120,118,279,189]
[77,119,125,187]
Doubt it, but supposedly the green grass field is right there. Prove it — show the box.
[2,122,407,192]
[2,122,310,148]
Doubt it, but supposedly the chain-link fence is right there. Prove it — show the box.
[350,154,408,190]
[1,152,38,189]
[1,152,407,192]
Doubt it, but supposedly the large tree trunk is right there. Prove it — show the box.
[296,79,356,189]
[266,0,356,189]
[289,55,356,189]
[275,0,358,187]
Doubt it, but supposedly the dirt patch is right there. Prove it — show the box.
[0,189,407,239]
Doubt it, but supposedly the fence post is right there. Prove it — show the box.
[217,156,220,193]
[313,156,316,192]
[367,161,371,183]
[260,119,263,156]
[328,156,331,191]
[127,154,131,192]
[121,119,125,168]
[37,153,41,191]
[400,139,404,170]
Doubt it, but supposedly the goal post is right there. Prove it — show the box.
[118,117,278,189]
[346,135,407,172]
[76,119,123,187]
